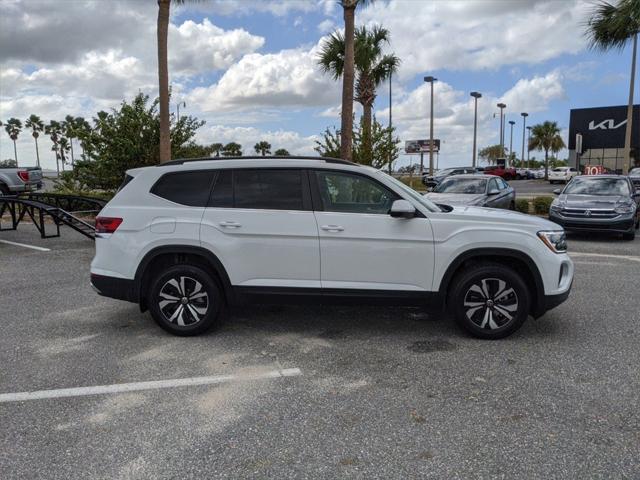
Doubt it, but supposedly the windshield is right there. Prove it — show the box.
[375,171,442,212]
[435,168,456,177]
[563,177,630,196]
[434,177,487,194]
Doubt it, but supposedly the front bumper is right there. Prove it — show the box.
[549,212,635,233]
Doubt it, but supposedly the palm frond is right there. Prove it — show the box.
[585,0,639,51]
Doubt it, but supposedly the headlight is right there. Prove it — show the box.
[549,201,561,212]
[614,203,635,214]
[537,230,567,253]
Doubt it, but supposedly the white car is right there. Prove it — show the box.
[549,167,579,184]
[91,156,573,339]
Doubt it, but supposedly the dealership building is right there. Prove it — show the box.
[568,104,639,172]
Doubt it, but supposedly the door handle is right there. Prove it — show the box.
[321,225,344,232]
[219,221,241,228]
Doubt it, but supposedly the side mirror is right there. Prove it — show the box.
[553,188,562,195]
[487,189,500,195]
[389,199,416,218]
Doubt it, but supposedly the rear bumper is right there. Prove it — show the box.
[90,273,136,303]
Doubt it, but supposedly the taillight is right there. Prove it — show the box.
[95,217,123,234]
[17,170,29,182]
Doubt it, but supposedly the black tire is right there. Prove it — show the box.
[148,264,222,336]
[0,183,10,196]
[449,264,530,339]
[622,231,635,241]
[509,201,516,211]
[504,174,512,181]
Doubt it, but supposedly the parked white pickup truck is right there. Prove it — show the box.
[0,166,43,195]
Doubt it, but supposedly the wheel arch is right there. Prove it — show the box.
[438,248,545,317]
[134,245,233,311]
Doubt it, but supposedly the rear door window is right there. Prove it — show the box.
[151,170,215,206]
[233,169,308,211]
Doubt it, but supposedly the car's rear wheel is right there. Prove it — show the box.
[622,231,636,241]
[509,201,516,210]
[450,264,530,339]
[0,183,10,196]
[148,264,222,336]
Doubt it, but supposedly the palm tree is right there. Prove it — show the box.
[46,120,63,176]
[4,118,22,166]
[586,0,639,173]
[58,137,71,170]
[529,121,566,180]
[319,25,399,163]
[25,114,44,167]
[74,117,91,159]
[274,148,290,156]
[254,141,272,156]
[210,142,223,157]
[222,142,242,157]
[336,0,374,162]
[62,114,78,166]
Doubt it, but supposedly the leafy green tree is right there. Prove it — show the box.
[315,116,399,169]
[68,92,204,190]
[25,114,44,167]
[0,159,17,168]
[210,142,223,157]
[586,0,639,173]
[4,118,22,165]
[222,142,242,157]
[336,0,374,162]
[254,141,272,156]
[529,121,566,180]
[319,25,399,164]
[274,148,290,156]
[173,142,215,159]
[478,144,507,165]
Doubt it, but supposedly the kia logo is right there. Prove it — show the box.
[588,119,627,130]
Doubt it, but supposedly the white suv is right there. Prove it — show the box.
[549,167,579,184]
[91,157,573,339]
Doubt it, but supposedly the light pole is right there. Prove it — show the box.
[176,101,186,122]
[526,126,532,168]
[520,112,528,168]
[424,76,437,175]
[388,69,393,174]
[497,103,506,155]
[508,120,515,166]
[470,91,482,167]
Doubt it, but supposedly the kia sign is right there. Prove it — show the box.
[405,139,440,154]
[568,105,639,151]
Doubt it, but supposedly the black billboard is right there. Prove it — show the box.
[568,105,639,151]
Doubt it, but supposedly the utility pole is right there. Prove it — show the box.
[520,112,528,168]
[424,76,437,175]
[470,92,482,168]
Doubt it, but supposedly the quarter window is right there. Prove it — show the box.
[314,171,397,214]
[150,171,215,207]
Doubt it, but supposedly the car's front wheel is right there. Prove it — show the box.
[148,264,222,336]
[450,264,530,339]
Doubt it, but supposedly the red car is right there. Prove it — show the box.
[483,165,517,181]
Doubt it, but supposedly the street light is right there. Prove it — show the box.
[424,76,437,175]
[176,101,186,122]
[508,120,515,166]
[470,92,482,168]
[497,102,506,154]
[521,112,528,169]
[526,125,532,168]
[388,69,393,174]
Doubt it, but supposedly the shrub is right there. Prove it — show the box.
[515,199,530,214]
[533,196,554,214]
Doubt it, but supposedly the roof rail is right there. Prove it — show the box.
[159,156,358,167]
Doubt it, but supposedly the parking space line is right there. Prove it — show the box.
[0,239,51,252]
[0,367,302,403]
[571,252,640,263]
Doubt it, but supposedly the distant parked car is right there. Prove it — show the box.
[425,174,516,210]
[482,165,517,181]
[422,166,477,187]
[629,167,640,190]
[549,175,640,240]
[0,166,43,195]
[548,166,579,184]
[532,168,546,179]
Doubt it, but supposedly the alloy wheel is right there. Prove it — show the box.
[158,276,209,326]
[463,277,518,330]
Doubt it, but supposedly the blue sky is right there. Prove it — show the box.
[0,0,634,170]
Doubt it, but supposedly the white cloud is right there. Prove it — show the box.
[188,43,339,112]
[359,0,591,79]
[317,19,336,33]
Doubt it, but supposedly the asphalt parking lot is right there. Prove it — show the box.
[1,225,639,479]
